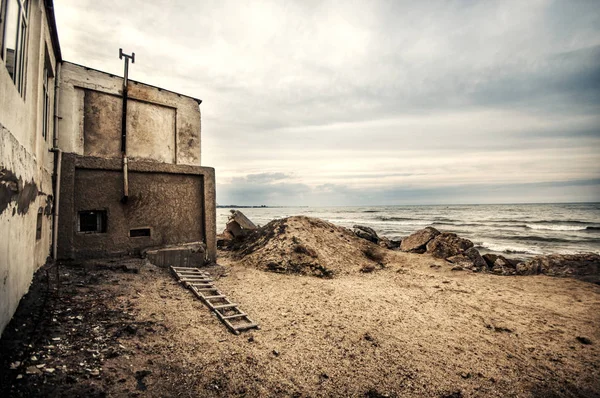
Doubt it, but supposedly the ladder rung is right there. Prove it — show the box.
[196,288,218,292]
[222,313,247,320]
[204,295,226,299]
[234,323,259,331]
[180,278,212,282]
[213,303,238,309]
[172,267,201,270]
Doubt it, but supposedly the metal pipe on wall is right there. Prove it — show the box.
[51,61,62,260]
[119,48,135,204]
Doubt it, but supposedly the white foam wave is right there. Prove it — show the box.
[476,242,544,255]
[526,224,587,231]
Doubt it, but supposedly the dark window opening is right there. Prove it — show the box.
[42,48,53,140]
[129,228,151,238]
[35,208,42,240]
[78,210,107,233]
[2,0,29,94]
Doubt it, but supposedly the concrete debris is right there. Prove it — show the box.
[226,210,257,238]
[144,242,207,268]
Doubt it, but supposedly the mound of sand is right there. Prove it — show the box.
[230,216,387,277]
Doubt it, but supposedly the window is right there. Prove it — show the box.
[78,210,107,233]
[1,0,29,94]
[42,49,53,140]
[129,228,151,238]
[36,207,42,240]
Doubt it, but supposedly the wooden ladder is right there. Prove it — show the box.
[170,266,260,335]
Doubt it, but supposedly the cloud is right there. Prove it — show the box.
[53,0,600,205]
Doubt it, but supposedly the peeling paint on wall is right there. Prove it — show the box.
[0,167,40,216]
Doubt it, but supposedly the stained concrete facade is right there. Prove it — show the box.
[57,154,216,262]
[1,1,216,337]
[58,62,202,166]
[0,0,61,335]
[56,64,216,263]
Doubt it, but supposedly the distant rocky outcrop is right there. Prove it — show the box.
[515,253,600,283]
[400,227,440,253]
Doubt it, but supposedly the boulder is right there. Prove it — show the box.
[400,227,440,253]
[464,247,487,270]
[425,232,473,259]
[515,253,600,281]
[480,254,518,275]
[482,254,517,269]
[378,237,401,250]
[353,225,379,243]
[447,254,474,269]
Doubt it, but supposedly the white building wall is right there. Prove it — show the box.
[0,0,58,336]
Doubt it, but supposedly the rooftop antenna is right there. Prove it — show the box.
[119,48,135,204]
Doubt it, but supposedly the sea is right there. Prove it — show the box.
[217,203,600,260]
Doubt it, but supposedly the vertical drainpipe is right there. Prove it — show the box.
[119,49,135,204]
[51,61,62,260]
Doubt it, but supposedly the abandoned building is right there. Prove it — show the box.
[0,0,216,335]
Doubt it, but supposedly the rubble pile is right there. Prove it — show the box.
[225,216,387,278]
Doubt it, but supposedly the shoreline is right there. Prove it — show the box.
[217,204,600,259]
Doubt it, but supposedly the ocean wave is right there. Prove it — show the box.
[432,222,481,227]
[475,242,544,255]
[525,224,589,231]
[489,235,576,243]
[377,217,432,225]
[378,216,415,221]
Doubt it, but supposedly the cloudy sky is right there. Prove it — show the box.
[54,0,600,206]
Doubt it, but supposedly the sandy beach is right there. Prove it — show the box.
[1,217,599,397]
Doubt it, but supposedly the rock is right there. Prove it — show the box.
[482,254,517,269]
[377,236,401,250]
[447,255,474,268]
[353,225,379,243]
[464,247,487,270]
[426,233,473,259]
[515,254,600,281]
[26,366,42,375]
[576,336,592,345]
[360,264,376,273]
[451,265,464,271]
[377,236,390,248]
[400,227,440,253]
[482,253,518,275]
[272,350,280,357]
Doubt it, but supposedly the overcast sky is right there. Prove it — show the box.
[54,0,600,206]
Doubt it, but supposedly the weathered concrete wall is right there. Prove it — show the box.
[58,154,216,262]
[0,0,59,336]
[58,62,201,165]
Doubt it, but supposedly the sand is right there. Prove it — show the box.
[1,218,599,397]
